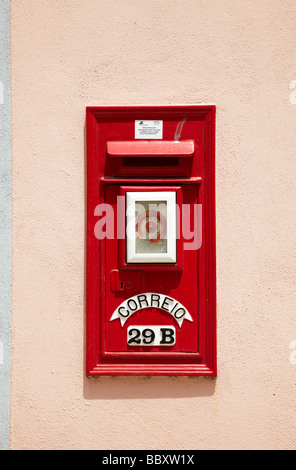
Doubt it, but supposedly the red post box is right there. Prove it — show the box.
[86,106,216,376]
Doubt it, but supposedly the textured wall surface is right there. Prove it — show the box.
[0,0,11,451]
[10,0,296,449]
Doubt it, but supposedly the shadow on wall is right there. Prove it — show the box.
[82,121,216,400]
[83,375,216,401]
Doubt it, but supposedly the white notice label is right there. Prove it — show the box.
[135,120,163,139]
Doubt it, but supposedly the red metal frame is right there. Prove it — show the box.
[86,105,216,376]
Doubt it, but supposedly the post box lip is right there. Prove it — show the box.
[106,140,194,157]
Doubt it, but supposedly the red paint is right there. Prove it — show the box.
[86,105,216,376]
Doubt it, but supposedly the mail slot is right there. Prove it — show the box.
[86,106,216,376]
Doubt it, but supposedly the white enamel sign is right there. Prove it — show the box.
[135,120,163,139]
[127,326,176,346]
[110,292,193,327]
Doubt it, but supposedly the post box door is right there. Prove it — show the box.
[105,184,198,354]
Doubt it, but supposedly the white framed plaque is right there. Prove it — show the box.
[126,191,177,264]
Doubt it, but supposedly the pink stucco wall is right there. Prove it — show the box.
[10,0,296,449]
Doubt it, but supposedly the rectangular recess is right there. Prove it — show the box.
[123,156,179,167]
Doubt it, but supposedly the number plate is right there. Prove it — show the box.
[127,326,176,346]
